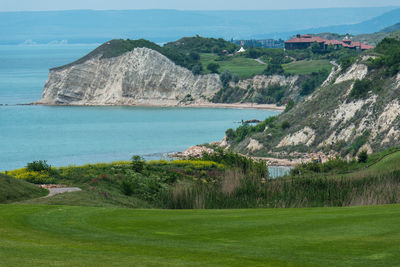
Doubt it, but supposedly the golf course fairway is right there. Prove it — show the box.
[0,204,399,266]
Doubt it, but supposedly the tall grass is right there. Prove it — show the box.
[159,170,400,209]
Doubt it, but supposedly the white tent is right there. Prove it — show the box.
[237,47,246,53]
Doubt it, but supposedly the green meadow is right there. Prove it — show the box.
[0,204,399,266]
[282,60,333,75]
[200,53,266,78]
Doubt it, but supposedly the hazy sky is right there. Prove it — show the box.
[1,0,399,11]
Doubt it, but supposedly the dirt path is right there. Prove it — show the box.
[254,58,267,65]
[43,187,82,198]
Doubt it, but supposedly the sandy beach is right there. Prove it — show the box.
[34,102,285,111]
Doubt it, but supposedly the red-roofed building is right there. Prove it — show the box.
[285,34,374,51]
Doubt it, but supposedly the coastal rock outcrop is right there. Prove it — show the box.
[38,47,222,105]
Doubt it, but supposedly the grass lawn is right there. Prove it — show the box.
[283,60,333,75]
[200,53,266,79]
[0,204,399,266]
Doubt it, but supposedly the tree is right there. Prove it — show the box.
[26,160,51,172]
[350,79,372,98]
[284,99,295,112]
[132,155,145,173]
[253,93,265,104]
[192,64,203,75]
[281,121,290,130]
[311,41,323,54]
[220,70,232,87]
[358,150,368,163]
[264,63,284,75]
[207,62,220,73]
[232,73,240,84]
[189,51,200,61]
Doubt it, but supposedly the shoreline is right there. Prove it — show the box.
[32,102,285,111]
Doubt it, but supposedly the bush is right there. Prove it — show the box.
[232,73,240,84]
[191,64,203,75]
[264,63,284,75]
[26,160,51,172]
[284,99,295,112]
[350,79,372,98]
[207,62,220,73]
[349,131,370,156]
[358,150,368,163]
[121,180,134,196]
[281,121,290,130]
[132,155,145,173]
[299,70,330,96]
[369,38,400,76]
[220,70,232,87]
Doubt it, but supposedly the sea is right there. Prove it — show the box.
[0,44,289,176]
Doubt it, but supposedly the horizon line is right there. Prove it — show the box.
[0,6,399,13]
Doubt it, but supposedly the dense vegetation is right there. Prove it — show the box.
[368,37,400,76]
[55,38,216,72]
[164,36,238,54]
[0,173,47,203]
[5,149,400,209]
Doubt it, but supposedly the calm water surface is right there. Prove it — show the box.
[0,45,280,171]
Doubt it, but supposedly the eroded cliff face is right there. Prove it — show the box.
[39,48,222,105]
[228,59,400,158]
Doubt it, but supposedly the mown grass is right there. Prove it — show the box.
[0,204,399,266]
[200,53,266,78]
[282,59,332,75]
[0,173,47,203]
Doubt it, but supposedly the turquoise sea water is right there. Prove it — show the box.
[0,45,280,171]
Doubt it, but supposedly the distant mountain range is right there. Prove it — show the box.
[0,7,399,45]
[256,8,400,39]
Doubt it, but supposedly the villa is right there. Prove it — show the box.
[285,34,374,51]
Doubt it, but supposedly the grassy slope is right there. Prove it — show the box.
[0,174,47,203]
[0,204,399,266]
[348,150,400,178]
[200,53,266,79]
[283,59,332,75]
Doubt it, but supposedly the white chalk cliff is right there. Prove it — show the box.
[38,47,222,105]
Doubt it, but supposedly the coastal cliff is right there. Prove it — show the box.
[38,47,222,105]
[224,40,400,159]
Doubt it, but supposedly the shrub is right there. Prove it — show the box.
[284,99,295,112]
[350,79,372,98]
[358,150,368,163]
[191,64,203,75]
[264,63,284,75]
[368,38,400,76]
[281,121,290,130]
[299,70,329,96]
[121,180,134,196]
[220,70,232,87]
[349,131,370,156]
[207,62,220,73]
[232,73,240,84]
[340,56,355,73]
[26,160,51,172]
[132,155,145,173]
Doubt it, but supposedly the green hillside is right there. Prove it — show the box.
[0,173,47,203]
[0,204,399,266]
[226,37,400,158]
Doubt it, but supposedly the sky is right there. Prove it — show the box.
[1,0,399,12]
